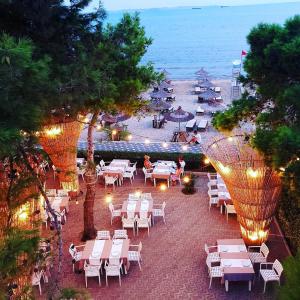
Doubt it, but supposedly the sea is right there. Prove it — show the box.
[106,2,300,79]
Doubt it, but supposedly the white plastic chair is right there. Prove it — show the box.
[224,202,236,222]
[248,243,269,265]
[208,190,219,211]
[152,202,166,224]
[142,167,152,184]
[84,261,102,288]
[128,193,140,201]
[179,160,186,175]
[260,259,283,293]
[69,243,85,272]
[141,193,152,200]
[123,170,134,184]
[136,215,151,236]
[46,189,56,197]
[122,215,136,236]
[105,176,118,189]
[96,230,111,240]
[108,203,122,225]
[204,243,220,264]
[207,172,218,181]
[32,270,43,295]
[206,256,223,289]
[113,229,128,239]
[105,258,123,286]
[127,161,137,176]
[57,189,68,197]
[77,167,85,182]
[128,241,143,271]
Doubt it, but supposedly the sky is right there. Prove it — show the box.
[97,0,300,11]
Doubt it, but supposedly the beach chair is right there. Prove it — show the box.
[186,119,196,132]
[196,105,205,115]
[197,119,208,131]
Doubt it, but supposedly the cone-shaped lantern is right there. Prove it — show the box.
[39,120,82,191]
[203,133,281,245]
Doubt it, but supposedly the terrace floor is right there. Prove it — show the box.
[39,170,290,300]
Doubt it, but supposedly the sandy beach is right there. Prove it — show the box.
[80,79,232,145]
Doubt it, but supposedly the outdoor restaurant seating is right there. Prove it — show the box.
[206,256,223,289]
[69,243,85,272]
[105,176,118,189]
[248,243,269,265]
[96,230,111,240]
[152,202,166,224]
[142,167,152,184]
[128,242,143,271]
[122,214,137,236]
[105,258,124,287]
[224,202,236,222]
[109,203,122,225]
[260,259,283,293]
[123,169,135,184]
[84,261,102,288]
[208,190,219,211]
[136,214,152,236]
[204,243,220,264]
[113,229,128,239]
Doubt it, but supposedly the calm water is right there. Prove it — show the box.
[107,2,300,79]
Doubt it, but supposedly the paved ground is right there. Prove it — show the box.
[39,170,290,300]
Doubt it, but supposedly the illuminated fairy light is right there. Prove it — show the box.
[96,125,102,130]
[228,137,233,142]
[160,183,167,191]
[135,189,142,197]
[162,142,168,148]
[212,144,217,149]
[218,162,231,174]
[182,145,188,151]
[204,158,210,165]
[105,193,113,204]
[247,167,259,178]
[127,134,132,141]
[44,127,62,137]
[18,210,28,221]
[112,129,117,135]
[279,167,285,172]
[145,138,150,145]
[296,157,300,161]
[84,117,89,123]
[183,176,190,183]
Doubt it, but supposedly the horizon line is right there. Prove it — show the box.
[106,1,300,12]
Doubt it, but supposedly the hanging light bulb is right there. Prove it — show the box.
[160,183,167,191]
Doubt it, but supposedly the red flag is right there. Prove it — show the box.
[241,50,247,56]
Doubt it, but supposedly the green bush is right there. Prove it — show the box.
[77,149,216,172]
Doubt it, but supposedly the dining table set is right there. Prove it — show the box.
[151,160,176,188]
[216,174,232,213]
[217,239,255,292]
[45,189,70,213]
[102,159,131,186]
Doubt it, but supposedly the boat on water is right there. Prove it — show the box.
[192,7,202,10]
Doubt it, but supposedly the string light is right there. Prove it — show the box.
[96,125,102,130]
[247,168,259,178]
[127,134,132,141]
[183,176,190,183]
[105,193,113,203]
[182,145,188,151]
[84,117,89,123]
[44,127,62,137]
[204,158,210,165]
[160,183,167,191]
[145,138,150,144]
[135,189,142,197]
[279,167,285,172]
[112,129,117,135]
[228,137,233,142]
[18,210,28,221]
[162,142,168,148]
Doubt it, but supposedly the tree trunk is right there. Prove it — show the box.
[82,111,99,241]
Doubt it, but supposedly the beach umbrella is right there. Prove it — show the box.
[101,113,131,124]
[159,80,173,89]
[195,67,209,77]
[148,99,171,120]
[199,79,214,89]
[150,89,170,100]
[162,69,170,76]
[199,89,218,100]
[164,106,194,132]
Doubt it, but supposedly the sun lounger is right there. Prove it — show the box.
[197,119,208,131]
[194,86,201,94]
[214,86,221,93]
[186,119,196,132]
[196,105,205,115]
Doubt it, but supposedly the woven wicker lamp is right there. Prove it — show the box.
[203,133,281,245]
[39,120,82,191]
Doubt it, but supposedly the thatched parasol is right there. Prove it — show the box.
[199,89,218,100]
[203,132,281,245]
[164,106,194,131]
[195,67,209,77]
[199,79,214,89]
[101,113,131,124]
[150,89,170,100]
